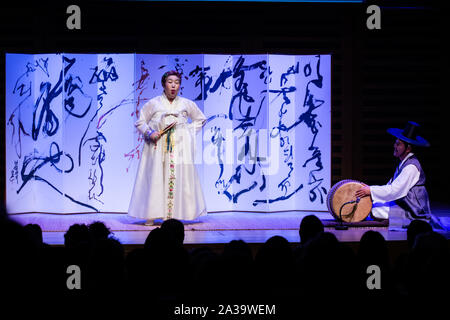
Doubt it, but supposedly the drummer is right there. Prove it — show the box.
[355,121,431,229]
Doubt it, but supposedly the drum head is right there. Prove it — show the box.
[327,179,372,223]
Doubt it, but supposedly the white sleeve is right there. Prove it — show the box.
[187,100,207,134]
[134,100,159,135]
[370,164,420,203]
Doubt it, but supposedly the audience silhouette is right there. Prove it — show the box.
[404,230,449,297]
[88,221,113,243]
[161,218,185,247]
[406,219,433,249]
[294,214,325,266]
[1,204,448,307]
[299,214,324,245]
[357,230,392,297]
[255,235,295,300]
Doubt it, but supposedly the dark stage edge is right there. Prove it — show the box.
[30,203,449,264]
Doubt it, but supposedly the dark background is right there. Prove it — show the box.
[1,0,448,205]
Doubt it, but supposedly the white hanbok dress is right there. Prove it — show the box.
[128,93,207,221]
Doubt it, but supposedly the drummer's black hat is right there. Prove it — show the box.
[387,121,430,147]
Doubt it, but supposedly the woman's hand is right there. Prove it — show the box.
[145,122,175,143]
[149,131,161,143]
[355,186,371,199]
[144,129,161,143]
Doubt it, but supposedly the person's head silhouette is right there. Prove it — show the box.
[299,215,324,245]
[407,219,432,249]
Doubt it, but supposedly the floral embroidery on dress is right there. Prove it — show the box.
[167,128,176,219]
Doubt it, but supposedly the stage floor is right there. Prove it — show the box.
[9,203,450,246]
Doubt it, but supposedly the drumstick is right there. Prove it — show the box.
[159,122,176,136]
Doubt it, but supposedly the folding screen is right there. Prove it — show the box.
[6,53,331,213]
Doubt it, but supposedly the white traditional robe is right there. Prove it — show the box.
[370,153,420,220]
[128,93,207,221]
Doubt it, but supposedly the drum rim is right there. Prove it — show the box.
[326,179,371,222]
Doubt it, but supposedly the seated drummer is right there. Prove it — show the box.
[355,121,431,229]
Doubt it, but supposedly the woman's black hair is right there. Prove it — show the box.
[161,70,182,86]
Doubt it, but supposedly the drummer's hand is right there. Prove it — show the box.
[355,186,371,199]
[150,131,161,143]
